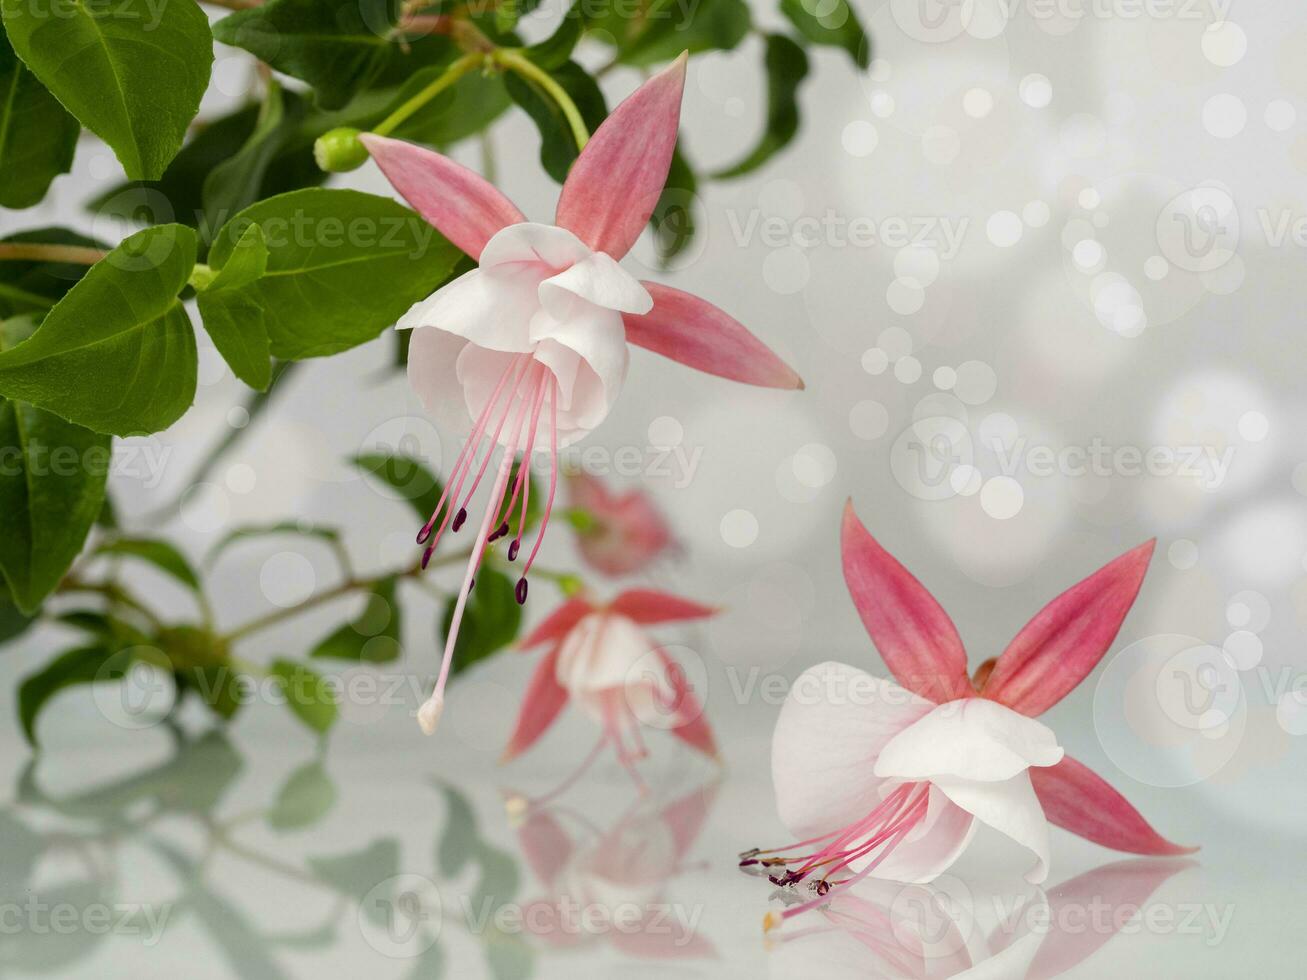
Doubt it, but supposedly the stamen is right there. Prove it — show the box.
[419,367,534,734]
[518,375,559,603]
[494,369,547,539]
[417,354,522,545]
[743,783,933,932]
[419,355,527,558]
[455,360,538,522]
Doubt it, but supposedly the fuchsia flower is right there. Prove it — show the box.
[768,857,1191,979]
[509,782,718,958]
[745,502,1193,931]
[567,471,675,577]
[360,54,801,735]
[502,590,718,777]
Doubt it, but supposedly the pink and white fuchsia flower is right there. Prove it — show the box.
[567,471,675,577]
[745,502,1193,932]
[359,55,801,735]
[502,590,718,779]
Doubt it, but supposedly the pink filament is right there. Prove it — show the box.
[419,355,527,557]
[421,357,568,710]
[520,376,559,579]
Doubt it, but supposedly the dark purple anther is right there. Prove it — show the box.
[469,576,475,591]
[488,521,510,542]
[515,577,528,604]
[452,508,467,532]
[416,523,432,545]
[507,539,520,561]
[420,545,434,569]
[815,880,831,896]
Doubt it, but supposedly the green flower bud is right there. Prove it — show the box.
[313,127,369,173]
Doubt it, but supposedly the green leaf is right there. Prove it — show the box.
[86,93,325,238]
[308,838,399,904]
[203,82,294,222]
[714,34,810,179]
[185,663,244,720]
[0,31,78,208]
[211,0,449,110]
[590,0,751,66]
[440,567,521,677]
[0,224,198,436]
[780,0,870,68]
[352,452,442,519]
[208,520,341,564]
[0,584,34,646]
[96,538,201,591]
[525,2,584,69]
[0,228,105,318]
[271,658,338,735]
[18,645,127,746]
[503,61,607,183]
[268,760,337,831]
[196,223,272,390]
[650,144,698,266]
[0,337,110,611]
[311,577,402,663]
[495,0,543,34]
[0,0,212,180]
[206,189,460,359]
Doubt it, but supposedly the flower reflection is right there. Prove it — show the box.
[507,779,719,959]
[764,857,1193,979]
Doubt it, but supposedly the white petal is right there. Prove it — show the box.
[555,613,655,695]
[868,784,976,884]
[932,772,1052,884]
[399,266,538,352]
[406,326,475,436]
[875,697,1063,783]
[771,662,934,840]
[540,251,652,315]
[479,222,591,272]
[529,300,628,443]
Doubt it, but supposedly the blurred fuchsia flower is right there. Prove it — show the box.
[509,782,718,958]
[745,502,1194,932]
[502,590,718,779]
[567,471,674,577]
[360,54,801,735]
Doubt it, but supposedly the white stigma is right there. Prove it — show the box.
[417,694,444,735]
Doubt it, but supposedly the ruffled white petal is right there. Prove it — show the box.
[406,326,474,435]
[541,251,652,315]
[479,221,591,272]
[402,221,639,450]
[869,784,976,884]
[398,265,539,351]
[874,697,1064,783]
[932,772,1052,884]
[771,662,933,839]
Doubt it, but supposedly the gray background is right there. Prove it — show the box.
[1,0,1304,975]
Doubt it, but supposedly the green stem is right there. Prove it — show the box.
[222,549,469,643]
[371,52,484,137]
[495,49,590,152]
[0,243,106,265]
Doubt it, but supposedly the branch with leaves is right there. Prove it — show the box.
[0,0,868,746]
